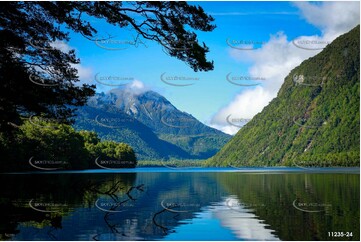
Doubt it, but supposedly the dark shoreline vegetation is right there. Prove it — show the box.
[0,120,137,172]
[0,116,358,172]
[137,159,205,168]
[2,115,358,172]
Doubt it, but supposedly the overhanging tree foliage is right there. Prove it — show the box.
[0,1,216,132]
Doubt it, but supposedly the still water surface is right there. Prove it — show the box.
[0,168,359,240]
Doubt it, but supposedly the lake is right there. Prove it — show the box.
[0,167,359,241]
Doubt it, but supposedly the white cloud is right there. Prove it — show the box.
[210,1,360,135]
[129,79,145,90]
[50,40,72,52]
[50,41,94,86]
[73,64,94,85]
[209,11,297,16]
[294,2,360,39]
[125,79,149,95]
[209,87,274,135]
[109,79,150,96]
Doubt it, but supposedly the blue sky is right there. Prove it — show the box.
[61,1,359,134]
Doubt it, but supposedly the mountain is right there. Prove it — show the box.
[74,89,230,160]
[207,25,360,167]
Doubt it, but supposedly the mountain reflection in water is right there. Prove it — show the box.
[0,169,359,241]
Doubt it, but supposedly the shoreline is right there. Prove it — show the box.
[2,166,360,175]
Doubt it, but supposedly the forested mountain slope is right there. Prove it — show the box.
[207,25,360,167]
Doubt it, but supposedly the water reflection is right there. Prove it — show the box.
[214,197,279,240]
[0,170,359,241]
[217,172,360,240]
